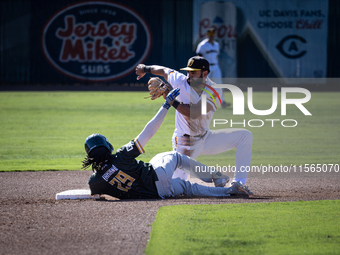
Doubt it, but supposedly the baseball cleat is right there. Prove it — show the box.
[227,181,253,196]
[212,172,230,187]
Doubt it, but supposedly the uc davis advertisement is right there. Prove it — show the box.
[193,0,328,79]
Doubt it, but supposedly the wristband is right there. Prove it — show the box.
[162,101,171,110]
[172,100,180,109]
[143,65,152,73]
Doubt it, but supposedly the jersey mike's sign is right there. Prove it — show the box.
[42,1,151,81]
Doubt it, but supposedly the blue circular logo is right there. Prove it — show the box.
[42,1,151,81]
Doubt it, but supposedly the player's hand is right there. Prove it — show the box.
[135,64,146,80]
[163,88,180,110]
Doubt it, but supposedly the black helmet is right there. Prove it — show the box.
[84,133,113,156]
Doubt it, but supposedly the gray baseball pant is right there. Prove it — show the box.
[150,151,229,198]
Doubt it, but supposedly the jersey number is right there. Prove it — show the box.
[109,171,135,192]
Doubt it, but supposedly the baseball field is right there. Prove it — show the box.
[1,91,339,170]
[0,91,339,254]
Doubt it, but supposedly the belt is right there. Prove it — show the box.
[183,131,207,138]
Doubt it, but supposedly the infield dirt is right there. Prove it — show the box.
[0,170,339,255]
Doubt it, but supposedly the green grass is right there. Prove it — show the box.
[145,200,340,255]
[0,91,175,171]
[0,91,339,171]
[197,91,340,167]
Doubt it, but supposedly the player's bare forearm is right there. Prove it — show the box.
[136,64,170,80]
[149,65,170,79]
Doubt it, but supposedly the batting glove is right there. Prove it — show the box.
[163,88,180,110]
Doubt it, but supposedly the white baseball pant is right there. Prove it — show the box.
[172,129,253,184]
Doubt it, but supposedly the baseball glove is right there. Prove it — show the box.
[146,77,172,100]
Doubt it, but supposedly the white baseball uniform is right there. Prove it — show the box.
[167,70,253,184]
[196,39,222,84]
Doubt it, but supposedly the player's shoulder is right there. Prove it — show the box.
[206,78,222,94]
[198,38,209,47]
[168,70,190,91]
[206,77,216,86]
[168,69,187,82]
[204,81,223,108]
[116,139,143,159]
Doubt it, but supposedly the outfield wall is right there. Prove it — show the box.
[0,0,339,87]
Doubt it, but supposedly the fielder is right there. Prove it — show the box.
[135,56,253,194]
[83,88,251,199]
[196,28,222,85]
[196,27,229,107]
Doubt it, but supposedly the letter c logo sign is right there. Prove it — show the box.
[276,35,307,59]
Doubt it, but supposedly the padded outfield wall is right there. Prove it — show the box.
[0,0,339,87]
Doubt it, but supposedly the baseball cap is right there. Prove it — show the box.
[180,56,210,72]
[207,28,216,36]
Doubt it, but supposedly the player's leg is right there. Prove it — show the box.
[170,179,251,197]
[200,129,253,184]
[171,178,230,197]
[151,151,212,183]
[171,135,229,186]
[171,134,202,180]
[171,135,190,180]
[150,152,178,198]
[175,149,230,187]
[150,152,228,197]
[150,151,246,197]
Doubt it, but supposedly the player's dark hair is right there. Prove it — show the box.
[82,147,113,172]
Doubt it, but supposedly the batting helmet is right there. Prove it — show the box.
[84,133,113,156]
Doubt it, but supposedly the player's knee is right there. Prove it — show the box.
[171,178,192,196]
[170,151,180,159]
[246,130,253,139]
[168,151,181,165]
[242,130,253,143]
